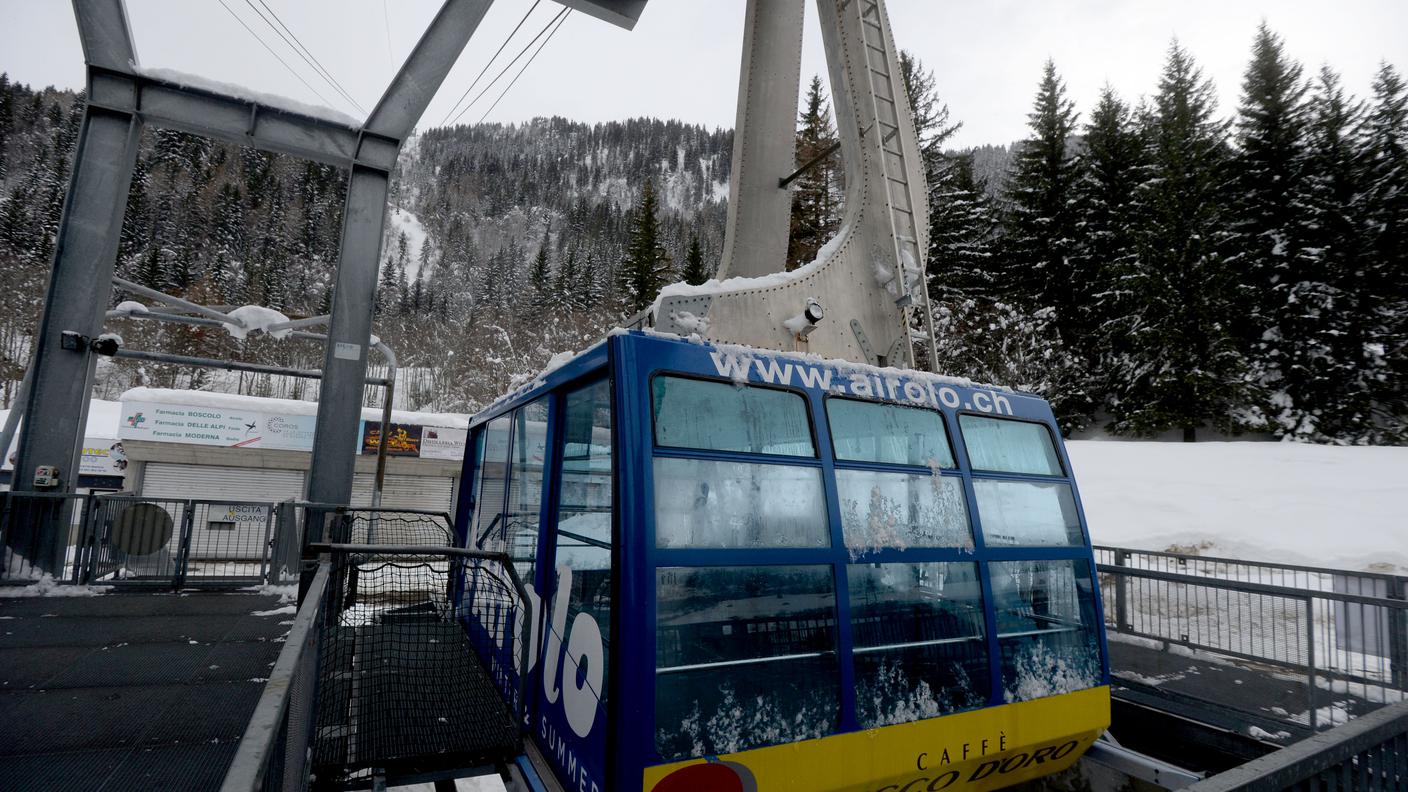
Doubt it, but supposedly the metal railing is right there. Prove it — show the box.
[1184,697,1408,791]
[0,491,96,583]
[222,560,331,792]
[308,543,531,789]
[1098,546,1408,733]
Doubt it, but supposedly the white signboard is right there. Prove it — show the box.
[420,426,469,460]
[211,503,270,525]
[120,402,261,447]
[118,400,464,460]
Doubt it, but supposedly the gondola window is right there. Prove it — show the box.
[847,562,990,727]
[989,559,1102,703]
[652,376,814,456]
[654,565,840,759]
[827,398,955,467]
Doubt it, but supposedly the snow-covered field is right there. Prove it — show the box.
[1068,441,1408,574]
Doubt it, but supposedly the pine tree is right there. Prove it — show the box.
[529,226,553,308]
[579,250,605,308]
[899,50,961,187]
[1228,24,1326,438]
[617,179,669,314]
[376,254,398,315]
[1355,63,1408,439]
[1299,67,1378,441]
[1002,60,1091,427]
[553,244,582,310]
[416,238,434,313]
[1004,60,1081,314]
[1075,86,1148,408]
[681,233,709,285]
[927,152,999,301]
[1112,42,1246,441]
[787,76,841,269]
[395,230,410,314]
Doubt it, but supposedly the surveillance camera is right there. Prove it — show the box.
[90,334,123,357]
[784,298,825,339]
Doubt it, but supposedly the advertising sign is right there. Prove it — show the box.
[120,402,262,447]
[117,399,466,461]
[360,421,423,456]
[419,426,469,460]
[5,437,125,476]
[81,438,127,476]
[260,414,318,451]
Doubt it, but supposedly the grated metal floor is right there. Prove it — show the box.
[0,591,291,791]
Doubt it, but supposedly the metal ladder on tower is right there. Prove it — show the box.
[848,0,941,370]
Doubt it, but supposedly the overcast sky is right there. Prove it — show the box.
[4,0,1406,148]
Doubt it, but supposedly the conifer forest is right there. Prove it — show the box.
[1,26,1405,443]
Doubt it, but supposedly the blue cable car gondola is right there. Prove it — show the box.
[456,330,1110,792]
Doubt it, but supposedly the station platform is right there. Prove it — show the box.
[0,590,291,791]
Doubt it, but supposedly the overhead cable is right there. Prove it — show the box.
[440,0,544,126]
[250,0,367,115]
[477,10,571,125]
[449,5,568,127]
[215,0,341,112]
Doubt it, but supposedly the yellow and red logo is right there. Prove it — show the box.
[643,687,1110,792]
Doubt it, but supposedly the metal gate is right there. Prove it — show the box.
[84,495,277,589]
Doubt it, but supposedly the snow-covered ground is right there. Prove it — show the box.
[1068,441,1408,574]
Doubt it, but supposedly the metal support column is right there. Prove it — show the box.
[11,109,141,575]
[715,0,805,279]
[304,0,495,508]
[8,0,141,577]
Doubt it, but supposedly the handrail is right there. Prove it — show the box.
[1184,698,1408,791]
[221,560,331,792]
[1097,564,1408,610]
[1096,545,1408,587]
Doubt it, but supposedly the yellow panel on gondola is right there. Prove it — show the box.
[643,687,1110,792]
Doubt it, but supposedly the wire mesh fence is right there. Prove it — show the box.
[311,544,528,788]
[340,509,454,546]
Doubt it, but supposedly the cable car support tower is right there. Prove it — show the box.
[652,0,941,372]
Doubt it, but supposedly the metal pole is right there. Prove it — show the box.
[370,342,398,511]
[109,348,390,386]
[1115,549,1130,632]
[111,276,247,329]
[287,332,397,511]
[307,0,495,510]
[1307,598,1318,731]
[0,363,33,474]
[12,102,143,573]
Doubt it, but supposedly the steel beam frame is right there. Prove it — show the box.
[12,0,497,575]
[306,0,493,508]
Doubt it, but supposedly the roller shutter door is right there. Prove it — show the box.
[141,463,305,560]
[351,472,454,512]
